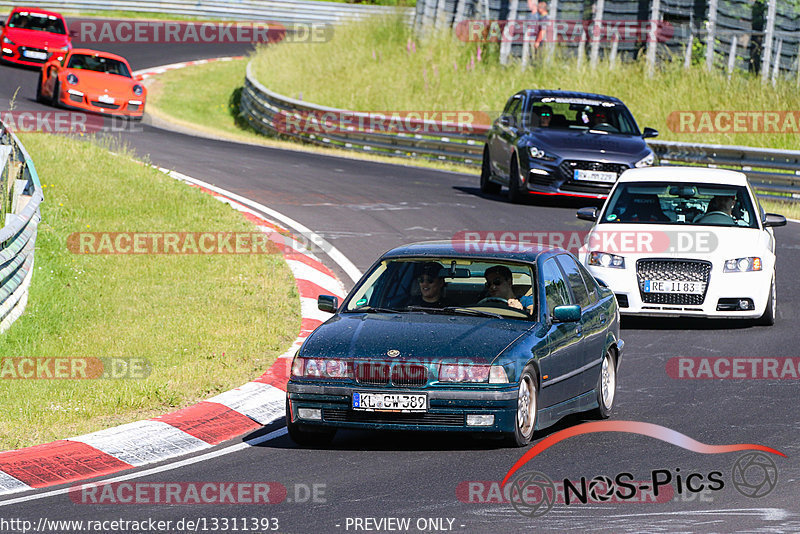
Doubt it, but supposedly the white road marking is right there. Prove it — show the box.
[159,168,362,283]
[206,382,285,425]
[0,428,288,507]
[69,421,210,467]
[0,472,31,495]
[285,259,346,297]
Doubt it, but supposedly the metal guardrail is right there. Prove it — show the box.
[241,61,800,202]
[0,0,414,25]
[651,141,800,202]
[241,62,489,167]
[0,122,44,333]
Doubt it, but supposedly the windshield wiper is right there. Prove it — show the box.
[440,307,504,319]
[404,305,445,314]
[350,305,404,314]
[406,305,503,318]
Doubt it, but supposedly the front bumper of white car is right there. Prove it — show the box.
[586,258,773,318]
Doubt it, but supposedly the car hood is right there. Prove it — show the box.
[526,129,649,160]
[65,69,137,94]
[4,27,69,48]
[299,313,534,363]
[582,224,774,263]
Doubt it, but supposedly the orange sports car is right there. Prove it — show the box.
[37,48,146,120]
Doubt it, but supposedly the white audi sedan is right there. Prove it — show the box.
[576,167,786,325]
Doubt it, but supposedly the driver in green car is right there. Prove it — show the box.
[483,265,534,314]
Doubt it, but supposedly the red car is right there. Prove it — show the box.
[37,48,146,120]
[1,7,72,67]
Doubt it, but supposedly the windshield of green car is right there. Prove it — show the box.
[600,181,758,228]
[343,257,536,320]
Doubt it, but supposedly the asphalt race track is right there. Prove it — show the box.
[1,24,799,533]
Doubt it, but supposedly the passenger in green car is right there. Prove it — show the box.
[414,262,448,308]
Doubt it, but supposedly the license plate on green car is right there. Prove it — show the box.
[352,392,427,412]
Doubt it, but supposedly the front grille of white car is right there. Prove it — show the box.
[636,259,712,305]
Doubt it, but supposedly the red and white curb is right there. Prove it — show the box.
[0,167,357,496]
[133,56,245,80]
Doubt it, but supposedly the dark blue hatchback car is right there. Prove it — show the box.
[482,90,658,202]
[286,241,623,447]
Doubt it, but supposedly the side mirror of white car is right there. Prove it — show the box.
[576,207,598,222]
[762,213,787,228]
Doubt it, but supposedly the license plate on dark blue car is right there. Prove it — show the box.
[352,392,427,412]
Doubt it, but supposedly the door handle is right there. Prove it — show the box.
[575,326,583,336]
[600,314,606,324]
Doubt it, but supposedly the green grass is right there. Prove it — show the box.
[0,135,299,451]
[251,16,800,151]
[761,199,800,220]
[145,58,473,173]
[147,59,267,143]
[145,17,800,219]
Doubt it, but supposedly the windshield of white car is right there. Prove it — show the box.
[523,99,640,135]
[343,258,536,320]
[600,182,758,228]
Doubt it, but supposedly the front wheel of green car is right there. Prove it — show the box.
[506,365,538,447]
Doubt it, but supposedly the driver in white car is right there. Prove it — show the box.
[696,194,736,225]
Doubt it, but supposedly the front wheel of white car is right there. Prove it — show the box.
[756,278,776,326]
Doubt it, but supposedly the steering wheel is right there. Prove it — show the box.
[592,122,617,132]
[477,297,508,306]
[696,211,735,224]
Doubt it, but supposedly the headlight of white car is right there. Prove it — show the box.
[724,257,762,272]
[589,251,625,269]
[634,152,655,168]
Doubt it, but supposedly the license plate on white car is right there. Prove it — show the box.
[644,280,705,294]
[23,50,47,60]
[573,169,617,183]
[352,392,427,412]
